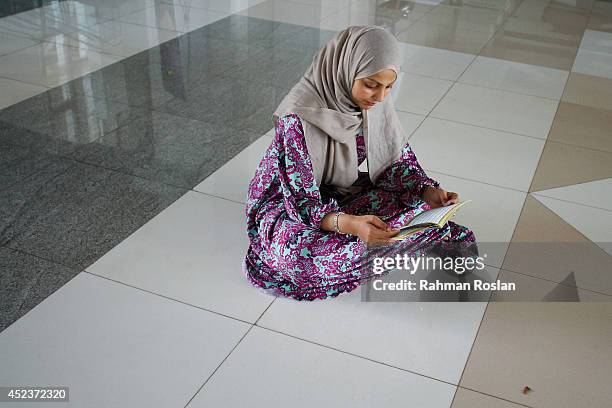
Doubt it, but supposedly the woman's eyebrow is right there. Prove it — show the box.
[366,78,397,86]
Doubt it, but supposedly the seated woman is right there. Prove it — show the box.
[243,25,477,301]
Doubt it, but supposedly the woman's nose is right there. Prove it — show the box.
[374,88,385,101]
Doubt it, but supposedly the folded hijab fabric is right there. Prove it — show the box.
[273,25,408,191]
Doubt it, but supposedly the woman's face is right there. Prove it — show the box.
[351,69,397,110]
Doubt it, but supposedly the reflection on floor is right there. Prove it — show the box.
[0,0,611,407]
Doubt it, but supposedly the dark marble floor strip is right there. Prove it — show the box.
[0,14,338,333]
[0,246,79,332]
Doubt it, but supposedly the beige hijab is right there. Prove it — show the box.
[273,25,408,189]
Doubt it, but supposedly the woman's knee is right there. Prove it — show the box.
[444,222,476,243]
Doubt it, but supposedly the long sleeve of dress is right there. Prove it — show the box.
[373,141,440,198]
[276,114,341,229]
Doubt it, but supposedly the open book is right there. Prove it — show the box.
[390,200,471,241]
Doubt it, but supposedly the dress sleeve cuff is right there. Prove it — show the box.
[310,199,341,229]
[416,177,440,198]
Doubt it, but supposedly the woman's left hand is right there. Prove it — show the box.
[422,186,459,208]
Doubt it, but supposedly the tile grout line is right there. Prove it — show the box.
[2,245,80,274]
[452,78,567,101]
[398,67,569,102]
[0,74,50,89]
[424,167,532,194]
[412,112,550,142]
[427,110,612,157]
[182,324,256,407]
[402,41,478,144]
[252,323,464,387]
[393,0,447,39]
[531,190,612,213]
[83,271,256,326]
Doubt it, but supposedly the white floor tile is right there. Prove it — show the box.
[532,194,612,256]
[458,56,569,100]
[399,42,475,80]
[533,178,612,211]
[572,48,612,80]
[86,191,274,323]
[0,33,40,56]
[431,83,559,139]
[160,0,266,13]
[318,8,380,32]
[0,77,48,110]
[580,29,612,55]
[396,110,426,139]
[394,73,453,115]
[50,20,181,58]
[574,29,612,81]
[119,4,229,33]
[426,170,527,267]
[0,42,120,88]
[194,135,272,204]
[238,0,341,28]
[0,272,250,408]
[287,0,353,10]
[189,325,457,407]
[94,0,156,17]
[257,290,488,384]
[421,4,506,30]
[410,118,545,191]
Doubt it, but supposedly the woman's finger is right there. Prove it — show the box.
[368,215,389,231]
[377,229,399,238]
[447,192,459,204]
[368,225,399,240]
[440,189,450,202]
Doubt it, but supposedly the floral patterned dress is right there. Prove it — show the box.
[243,113,477,301]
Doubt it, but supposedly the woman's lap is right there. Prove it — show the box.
[245,186,478,300]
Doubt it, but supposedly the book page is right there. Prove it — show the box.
[404,201,471,228]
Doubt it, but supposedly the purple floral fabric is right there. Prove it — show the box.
[244,114,477,301]
[356,130,366,165]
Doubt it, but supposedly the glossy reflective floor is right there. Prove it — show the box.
[1,0,611,407]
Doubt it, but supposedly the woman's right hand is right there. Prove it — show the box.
[344,214,400,246]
